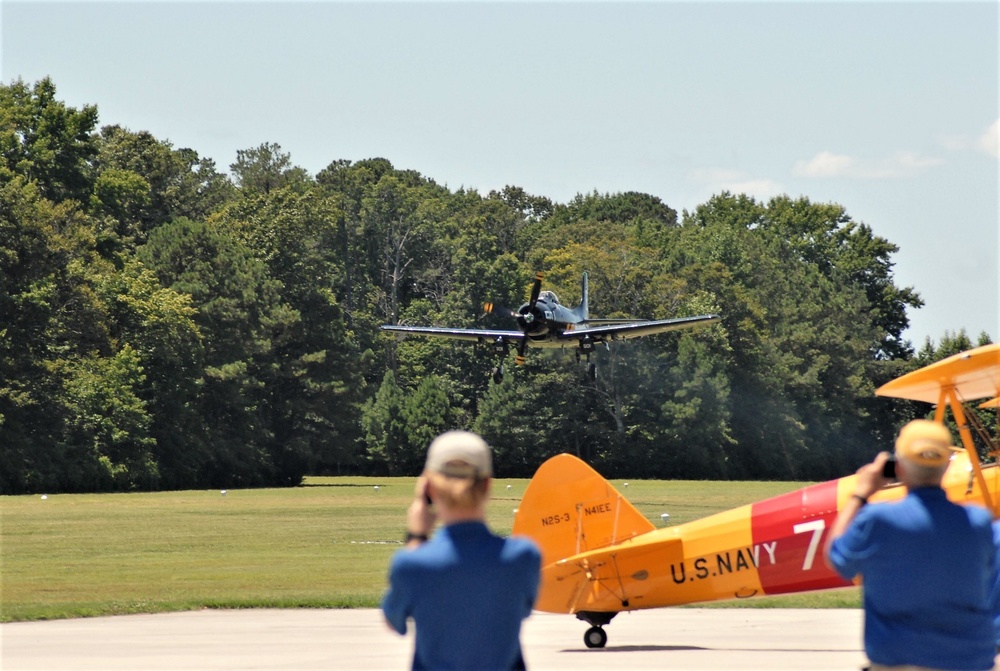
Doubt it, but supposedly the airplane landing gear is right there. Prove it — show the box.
[577,611,616,649]
[491,337,508,384]
[583,625,607,649]
[575,348,598,381]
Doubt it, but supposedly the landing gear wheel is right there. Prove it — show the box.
[583,625,607,649]
[492,366,504,384]
[587,362,597,381]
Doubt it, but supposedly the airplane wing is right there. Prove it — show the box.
[557,314,722,343]
[538,536,684,615]
[875,343,1000,404]
[380,324,525,344]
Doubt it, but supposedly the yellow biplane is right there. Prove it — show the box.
[511,343,1000,648]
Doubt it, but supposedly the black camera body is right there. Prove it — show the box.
[882,455,897,480]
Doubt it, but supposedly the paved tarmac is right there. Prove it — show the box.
[3,607,868,670]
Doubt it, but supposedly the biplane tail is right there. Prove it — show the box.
[512,454,655,567]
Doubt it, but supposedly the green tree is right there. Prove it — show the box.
[0,174,111,492]
[0,77,98,203]
[402,375,452,467]
[94,125,235,244]
[673,193,908,478]
[213,186,368,480]
[230,142,309,195]
[362,371,410,475]
[140,218,290,487]
[58,346,158,491]
[95,258,204,489]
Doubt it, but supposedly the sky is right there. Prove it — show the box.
[3,1,998,349]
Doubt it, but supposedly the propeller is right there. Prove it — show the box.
[515,272,545,365]
[482,301,517,319]
[480,271,548,367]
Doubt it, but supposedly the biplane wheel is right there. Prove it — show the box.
[583,625,607,649]
[587,362,597,380]
[492,366,504,384]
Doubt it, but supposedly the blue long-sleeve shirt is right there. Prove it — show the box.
[829,487,996,670]
[382,521,541,671]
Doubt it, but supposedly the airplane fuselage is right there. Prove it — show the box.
[515,451,992,615]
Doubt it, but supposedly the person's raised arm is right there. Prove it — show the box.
[824,452,891,566]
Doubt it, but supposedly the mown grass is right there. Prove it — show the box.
[0,476,859,622]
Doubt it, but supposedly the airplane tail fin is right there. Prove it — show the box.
[512,453,655,567]
[566,272,590,323]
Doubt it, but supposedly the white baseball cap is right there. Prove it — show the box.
[425,430,493,479]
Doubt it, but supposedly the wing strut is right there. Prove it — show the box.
[936,386,998,515]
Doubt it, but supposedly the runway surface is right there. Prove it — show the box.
[3,607,868,670]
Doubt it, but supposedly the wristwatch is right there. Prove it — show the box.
[405,531,429,543]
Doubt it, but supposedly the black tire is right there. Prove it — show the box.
[583,626,607,649]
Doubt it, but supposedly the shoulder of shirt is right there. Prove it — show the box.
[504,535,542,557]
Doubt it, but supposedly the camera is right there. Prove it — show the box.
[882,455,897,480]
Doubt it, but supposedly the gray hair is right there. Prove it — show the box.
[898,454,948,487]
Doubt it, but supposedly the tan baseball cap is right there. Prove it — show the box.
[895,419,954,467]
[425,430,493,479]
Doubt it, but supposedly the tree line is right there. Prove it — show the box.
[1,77,994,494]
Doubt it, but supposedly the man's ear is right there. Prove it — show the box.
[893,457,906,482]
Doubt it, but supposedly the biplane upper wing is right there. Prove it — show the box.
[875,343,1000,404]
[557,314,722,342]
[381,325,525,344]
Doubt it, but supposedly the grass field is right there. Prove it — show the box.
[0,476,860,622]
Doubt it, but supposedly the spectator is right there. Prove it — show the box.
[825,419,996,671]
[382,430,541,670]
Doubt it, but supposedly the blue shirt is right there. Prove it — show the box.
[991,520,1000,646]
[382,521,541,671]
[828,487,996,670]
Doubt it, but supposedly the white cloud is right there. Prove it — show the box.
[794,151,855,177]
[977,119,999,159]
[688,168,784,202]
[794,150,943,179]
[874,151,944,177]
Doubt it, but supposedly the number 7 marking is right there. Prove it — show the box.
[793,519,826,571]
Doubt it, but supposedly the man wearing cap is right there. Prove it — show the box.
[824,419,997,671]
[381,430,541,671]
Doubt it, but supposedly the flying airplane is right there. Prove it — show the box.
[381,271,722,382]
[511,342,1000,648]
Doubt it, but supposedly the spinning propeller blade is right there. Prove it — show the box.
[515,272,545,365]
[527,271,544,307]
[482,302,517,318]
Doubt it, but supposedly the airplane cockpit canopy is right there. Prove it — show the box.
[539,290,559,304]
